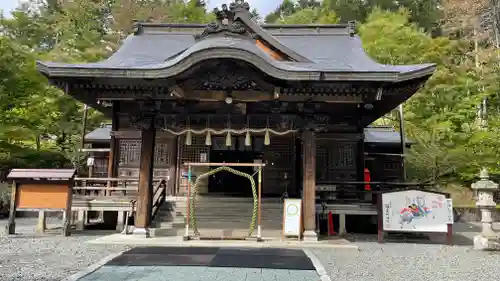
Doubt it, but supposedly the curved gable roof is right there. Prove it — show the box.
[36,2,435,82]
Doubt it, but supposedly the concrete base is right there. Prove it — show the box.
[473,234,500,250]
[88,233,359,250]
[302,230,318,242]
[132,227,151,238]
[76,211,86,231]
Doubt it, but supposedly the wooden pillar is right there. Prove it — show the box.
[108,102,120,179]
[133,127,156,237]
[301,129,318,241]
[6,183,18,235]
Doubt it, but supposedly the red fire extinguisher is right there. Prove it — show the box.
[364,168,371,191]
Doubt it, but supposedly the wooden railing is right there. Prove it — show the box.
[152,179,167,220]
[315,181,436,205]
[72,177,168,224]
[73,178,139,198]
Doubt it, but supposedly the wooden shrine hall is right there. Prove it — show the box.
[36,0,435,240]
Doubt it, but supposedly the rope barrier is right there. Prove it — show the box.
[164,128,297,135]
[189,166,259,237]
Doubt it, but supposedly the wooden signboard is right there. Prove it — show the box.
[282,198,302,240]
[17,184,71,210]
[379,189,453,245]
[6,169,76,237]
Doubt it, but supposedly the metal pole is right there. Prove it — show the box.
[398,104,406,181]
[257,167,262,241]
[185,164,191,239]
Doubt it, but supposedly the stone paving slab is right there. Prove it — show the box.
[76,266,319,281]
[106,247,315,270]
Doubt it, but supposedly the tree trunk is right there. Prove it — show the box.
[35,135,41,151]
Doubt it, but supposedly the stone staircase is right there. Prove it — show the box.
[151,196,285,238]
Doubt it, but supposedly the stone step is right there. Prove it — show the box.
[151,227,283,238]
[172,203,284,209]
[153,198,286,237]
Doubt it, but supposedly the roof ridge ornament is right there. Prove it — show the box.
[195,1,252,41]
[229,0,250,11]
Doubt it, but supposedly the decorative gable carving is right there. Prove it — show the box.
[191,63,264,91]
[194,1,310,62]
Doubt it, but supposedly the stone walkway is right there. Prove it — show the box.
[69,247,322,281]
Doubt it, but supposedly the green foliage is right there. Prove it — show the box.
[278,7,339,24]
[0,142,72,180]
[358,9,500,183]
[268,0,441,32]
[274,4,500,187]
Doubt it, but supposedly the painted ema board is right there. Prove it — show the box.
[283,199,302,237]
[382,190,454,233]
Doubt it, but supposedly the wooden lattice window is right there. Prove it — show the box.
[316,139,357,182]
[93,157,108,178]
[119,140,141,167]
[119,139,172,168]
[181,136,209,163]
[154,142,170,166]
[335,143,355,168]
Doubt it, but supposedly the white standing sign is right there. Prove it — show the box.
[382,190,454,233]
[283,199,302,237]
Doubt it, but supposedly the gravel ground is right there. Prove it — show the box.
[0,218,499,281]
[313,222,500,281]
[0,217,130,281]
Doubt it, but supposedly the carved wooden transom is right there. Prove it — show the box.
[188,63,265,91]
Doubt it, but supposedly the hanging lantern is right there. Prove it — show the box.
[205,130,212,146]
[245,130,251,146]
[225,131,232,146]
[264,129,270,146]
[185,130,192,146]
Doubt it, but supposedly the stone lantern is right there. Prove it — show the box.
[471,168,499,250]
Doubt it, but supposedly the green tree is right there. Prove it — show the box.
[359,8,500,182]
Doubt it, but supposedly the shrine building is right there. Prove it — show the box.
[36,1,434,239]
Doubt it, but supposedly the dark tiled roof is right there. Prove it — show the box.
[7,169,77,180]
[84,125,411,144]
[84,124,112,143]
[364,126,414,144]
[36,2,435,82]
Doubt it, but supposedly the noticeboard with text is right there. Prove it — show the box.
[382,190,453,233]
[283,199,302,237]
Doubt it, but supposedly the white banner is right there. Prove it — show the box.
[283,199,302,236]
[382,190,453,233]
